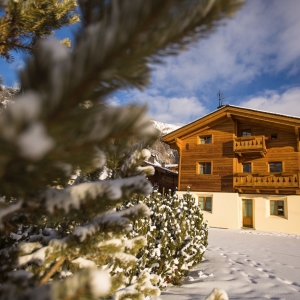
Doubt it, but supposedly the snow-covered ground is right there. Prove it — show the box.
[161,228,300,300]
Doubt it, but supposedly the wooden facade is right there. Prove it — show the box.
[143,161,178,194]
[163,105,300,195]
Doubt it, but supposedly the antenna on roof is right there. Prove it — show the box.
[217,90,225,109]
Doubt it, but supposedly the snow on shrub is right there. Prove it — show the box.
[119,189,208,288]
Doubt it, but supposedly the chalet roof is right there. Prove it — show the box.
[163,105,300,143]
[143,161,178,175]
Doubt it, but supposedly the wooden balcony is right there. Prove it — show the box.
[234,135,267,157]
[233,173,300,193]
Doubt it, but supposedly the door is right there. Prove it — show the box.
[242,199,253,228]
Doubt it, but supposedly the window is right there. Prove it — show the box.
[270,200,284,216]
[199,162,211,174]
[241,129,251,136]
[271,134,278,140]
[269,162,282,172]
[200,135,212,144]
[242,163,252,173]
[199,197,212,212]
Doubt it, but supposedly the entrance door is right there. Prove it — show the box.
[242,199,253,228]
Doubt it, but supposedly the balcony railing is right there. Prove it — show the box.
[234,135,267,156]
[233,173,300,189]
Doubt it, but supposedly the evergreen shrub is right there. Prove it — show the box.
[119,190,208,288]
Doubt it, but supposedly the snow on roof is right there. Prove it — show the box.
[144,161,178,174]
[165,164,178,168]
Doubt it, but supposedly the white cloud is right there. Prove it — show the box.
[117,0,300,125]
[239,87,300,117]
[105,95,121,106]
[126,90,208,126]
[11,57,25,72]
[149,0,300,96]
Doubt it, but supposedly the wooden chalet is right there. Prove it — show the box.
[143,155,178,194]
[163,105,300,234]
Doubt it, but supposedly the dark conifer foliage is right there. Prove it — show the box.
[0,1,243,299]
[0,0,79,62]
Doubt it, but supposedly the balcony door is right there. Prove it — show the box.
[242,199,253,228]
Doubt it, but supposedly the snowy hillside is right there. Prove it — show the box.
[148,121,180,165]
[151,120,180,136]
[0,86,17,111]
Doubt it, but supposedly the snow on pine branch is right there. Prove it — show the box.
[79,106,158,144]
[0,201,22,229]
[7,269,112,300]
[73,203,150,242]
[45,175,152,213]
[18,246,49,267]
[17,122,55,161]
[0,91,54,160]
[121,149,153,176]
[72,257,97,269]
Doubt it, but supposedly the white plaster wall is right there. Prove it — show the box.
[176,191,300,234]
[240,194,300,234]
[176,191,241,229]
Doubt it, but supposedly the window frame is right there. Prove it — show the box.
[270,200,285,217]
[269,162,283,173]
[241,129,252,136]
[198,162,212,174]
[199,135,212,144]
[242,162,252,173]
[199,196,212,212]
[270,133,278,140]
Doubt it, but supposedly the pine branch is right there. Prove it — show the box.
[0,0,79,61]
[40,256,66,285]
[0,1,243,298]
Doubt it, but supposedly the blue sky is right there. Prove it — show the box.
[1,0,300,126]
[109,0,300,126]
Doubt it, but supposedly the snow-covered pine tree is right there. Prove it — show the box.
[119,189,208,288]
[0,0,79,62]
[0,0,243,299]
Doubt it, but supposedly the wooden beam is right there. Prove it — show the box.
[175,138,183,151]
[175,138,182,191]
[260,151,266,157]
[232,116,296,133]
[183,126,210,139]
[295,126,299,152]
[227,112,238,137]
[227,112,234,123]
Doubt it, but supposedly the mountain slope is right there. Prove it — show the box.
[149,121,179,165]
[151,120,179,135]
